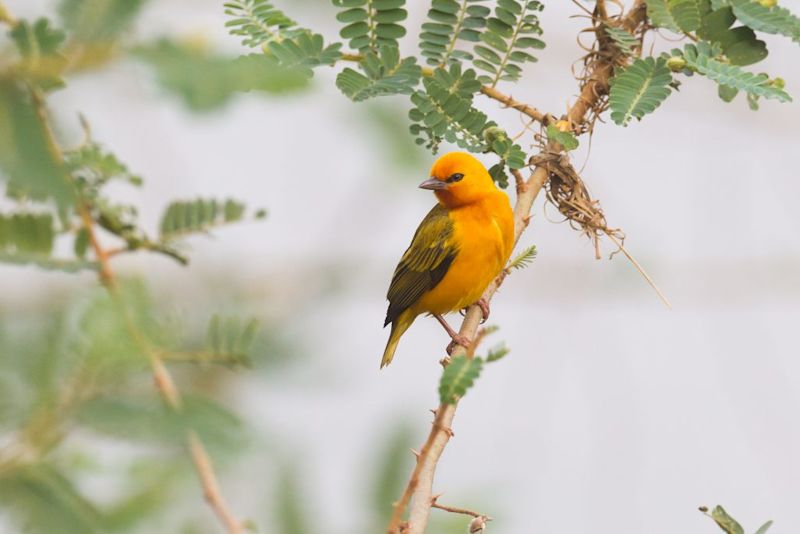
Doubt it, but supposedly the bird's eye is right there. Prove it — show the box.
[446,173,464,183]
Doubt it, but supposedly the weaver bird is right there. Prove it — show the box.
[381,152,515,368]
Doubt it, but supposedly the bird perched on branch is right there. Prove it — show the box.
[381,152,515,368]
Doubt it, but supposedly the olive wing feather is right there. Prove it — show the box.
[384,205,458,326]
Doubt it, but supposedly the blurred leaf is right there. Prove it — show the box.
[76,394,247,456]
[710,505,744,534]
[360,102,427,170]
[9,18,68,91]
[204,314,259,367]
[698,7,768,66]
[439,355,483,405]
[603,24,639,55]
[276,463,311,534]
[717,83,739,102]
[754,520,773,534]
[0,463,103,534]
[59,0,147,44]
[485,343,510,363]
[224,0,301,48]
[134,40,308,111]
[369,423,415,527]
[0,80,73,208]
[65,142,142,186]
[159,197,262,241]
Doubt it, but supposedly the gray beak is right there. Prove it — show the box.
[419,178,447,190]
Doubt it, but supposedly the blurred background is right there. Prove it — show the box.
[1,0,799,533]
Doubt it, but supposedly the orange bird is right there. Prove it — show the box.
[381,152,515,368]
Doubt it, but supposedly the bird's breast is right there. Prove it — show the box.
[413,196,514,315]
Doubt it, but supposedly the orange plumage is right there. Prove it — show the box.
[381,152,515,368]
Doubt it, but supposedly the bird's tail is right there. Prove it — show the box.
[381,310,415,369]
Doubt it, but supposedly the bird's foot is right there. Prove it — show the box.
[475,298,490,323]
[446,334,471,355]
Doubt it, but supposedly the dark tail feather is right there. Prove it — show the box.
[381,310,415,368]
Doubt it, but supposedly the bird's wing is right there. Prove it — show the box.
[384,204,458,326]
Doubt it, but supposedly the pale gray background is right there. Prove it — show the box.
[3,0,800,532]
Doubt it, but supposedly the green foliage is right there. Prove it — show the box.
[546,124,579,150]
[721,0,800,42]
[58,0,147,44]
[698,6,768,66]
[508,244,537,270]
[609,57,674,126]
[0,464,103,534]
[66,142,142,187]
[646,0,703,32]
[483,125,526,188]
[368,424,415,527]
[754,521,774,534]
[678,42,791,102]
[408,63,488,152]
[264,32,343,68]
[134,40,309,111]
[419,0,491,66]
[224,0,299,48]
[205,314,260,368]
[486,343,510,362]
[472,0,545,86]
[439,355,483,404]
[0,212,55,255]
[701,505,774,534]
[159,197,263,241]
[336,45,421,101]
[275,464,311,534]
[334,0,408,52]
[9,18,68,91]
[603,24,639,55]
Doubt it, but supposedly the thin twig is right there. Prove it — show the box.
[430,495,489,519]
[480,86,552,125]
[604,231,672,309]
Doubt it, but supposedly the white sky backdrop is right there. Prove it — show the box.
[3,0,800,532]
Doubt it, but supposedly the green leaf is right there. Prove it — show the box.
[717,83,738,102]
[9,18,68,91]
[545,124,579,150]
[334,0,407,52]
[486,343,510,363]
[608,57,674,126]
[710,505,744,534]
[645,0,683,32]
[134,40,308,111]
[336,45,421,101]
[0,81,73,208]
[204,314,259,367]
[680,42,791,102]
[65,142,142,186]
[59,0,147,44]
[264,32,343,69]
[603,24,639,55]
[698,7,768,66]
[159,197,261,240]
[420,0,491,66]
[508,244,537,270]
[472,0,545,86]
[224,0,300,48]
[754,520,773,534]
[725,0,800,42]
[409,63,494,154]
[439,355,483,404]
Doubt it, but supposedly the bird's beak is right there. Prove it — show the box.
[418,178,448,190]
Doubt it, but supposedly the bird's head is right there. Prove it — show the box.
[419,152,498,208]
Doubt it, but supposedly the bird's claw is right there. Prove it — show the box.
[446,334,471,355]
[476,298,490,324]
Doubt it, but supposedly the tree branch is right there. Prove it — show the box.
[388,2,650,533]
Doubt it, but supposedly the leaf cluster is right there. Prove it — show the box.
[334,0,408,52]
[336,46,421,102]
[419,0,490,67]
[472,0,545,86]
